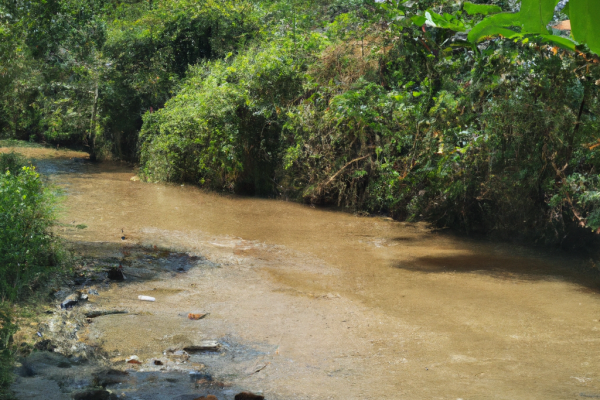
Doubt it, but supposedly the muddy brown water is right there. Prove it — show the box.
[5,147,600,399]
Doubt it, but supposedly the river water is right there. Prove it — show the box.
[7,147,600,399]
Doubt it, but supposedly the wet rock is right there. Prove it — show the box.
[189,371,211,382]
[234,392,264,400]
[93,369,129,387]
[183,340,220,353]
[17,364,36,377]
[71,388,113,400]
[38,312,93,359]
[106,267,125,281]
[34,339,56,352]
[61,293,81,309]
[165,349,190,363]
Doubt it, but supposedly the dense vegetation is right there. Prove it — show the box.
[0,151,63,395]
[1,0,599,248]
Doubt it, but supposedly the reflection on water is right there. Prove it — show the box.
[9,147,600,399]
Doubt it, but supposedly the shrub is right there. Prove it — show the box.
[0,156,60,301]
[139,38,316,194]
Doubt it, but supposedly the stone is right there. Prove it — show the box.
[165,348,190,362]
[61,293,80,309]
[93,369,129,387]
[234,392,264,400]
[34,339,57,352]
[71,388,112,400]
[183,340,220,353]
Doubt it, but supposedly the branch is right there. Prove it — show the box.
[322,155,370,187]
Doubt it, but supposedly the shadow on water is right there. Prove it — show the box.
[395,252,600,293]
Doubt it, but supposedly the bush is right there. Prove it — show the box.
[139,38,316,194]
[0,154,60,301]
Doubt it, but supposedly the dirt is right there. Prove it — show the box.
[6,147,600,399]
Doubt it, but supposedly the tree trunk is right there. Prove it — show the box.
[89,84,99,161]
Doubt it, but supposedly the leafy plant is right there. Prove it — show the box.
[0,159,61,301]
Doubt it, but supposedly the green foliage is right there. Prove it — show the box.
[140,36,316,193]
[0,151,65,397]
[0,160,61,301]
[463,2,502,16]
[0,152,26,175]
[135,0,600,244]
[450,0,600,55]
[467,0,559,43]
[2,0,600,246]
[570,0,600,55]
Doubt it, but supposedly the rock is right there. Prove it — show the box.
[17,364,36,377]
[34,339,56,352]
[93,369,129,387]
[106,267,125,281]
[194,396,218,400]
[189,371,211,382]
[130,176,140,181]
[165,349,189,362]
[59,291,89,309]
[234,392,264,400]
[71,388,112,400]
[183,340,220,353]
[61,293,81,309]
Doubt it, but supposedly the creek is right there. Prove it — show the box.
[7,147,600,399]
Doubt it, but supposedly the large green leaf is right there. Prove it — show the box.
[518,0,560,34]
[570,0,600,55]
[538,34,576,51]
[467,12,521,42]
[463,2,502,16]
[468,0,559,43]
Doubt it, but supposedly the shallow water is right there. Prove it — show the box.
[8,147,600,399]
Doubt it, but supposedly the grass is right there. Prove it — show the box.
[0,139,46,149]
